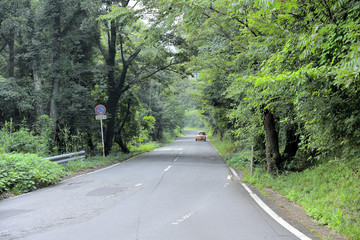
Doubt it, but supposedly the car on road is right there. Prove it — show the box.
[195,131,207,141]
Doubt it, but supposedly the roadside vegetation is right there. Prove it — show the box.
[0,121,182,199]
[211,135,360,239]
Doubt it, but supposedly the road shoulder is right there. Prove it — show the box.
[231,168,348,240]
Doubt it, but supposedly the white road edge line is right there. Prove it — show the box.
[60,154,142,183]
[60,162,123,183]
[230,168,312,240]
[164,165,172,172]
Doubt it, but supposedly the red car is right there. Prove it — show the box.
[195,131,207,141]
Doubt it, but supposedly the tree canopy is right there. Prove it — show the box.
[173,0,360,173]
[0,0,191,155]
[1,0,359,174]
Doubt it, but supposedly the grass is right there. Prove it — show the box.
[208,136,237,158]
[244,159,360,239]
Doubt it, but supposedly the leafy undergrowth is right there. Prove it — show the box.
[244,159,360,239]
[208,136,237,160]
[0,153,66,195]
[0,141,162,199]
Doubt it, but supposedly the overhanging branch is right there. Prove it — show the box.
[209,6,261,37]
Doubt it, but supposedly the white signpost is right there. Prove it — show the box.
[95,105,106,157]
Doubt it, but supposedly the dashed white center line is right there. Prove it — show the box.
[164,165,172,172]
[174,157,179,162]
[172,212,194,225]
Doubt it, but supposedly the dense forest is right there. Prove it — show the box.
[180,0,360,174]
[0,0,360,173]
[1,0,360,237]
[0,0,199,156]
[2,0,359,171]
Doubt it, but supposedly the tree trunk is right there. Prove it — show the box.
[114,98,132,153]
[102,18,138,155]
[8,29,15,77]
[49,0,62,141]
[114,134,130,154]
[33,62,44,119]
[28,0,44,121]
[283,124,299,158]
[50,76,60,137]
[104,91,120,155]
[263,109,281,174]
[87,132,95,152]
[283,123,300,169]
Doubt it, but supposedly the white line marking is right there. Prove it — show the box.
[174,157,179,162]
[230,168,312,240]
[154,147,183,151]
[164,165,172,172]
[135,183,143,187]
[60,154,141,183]
[172,212,194,225]
[227,175,231,180]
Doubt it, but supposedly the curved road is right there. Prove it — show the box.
[0,130,315,240]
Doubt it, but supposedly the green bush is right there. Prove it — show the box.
[0,153,65,194]
[209,136,237,160]
[0,120,48,156]
[160,128,184,144]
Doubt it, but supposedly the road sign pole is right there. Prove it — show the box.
[95,104,107,157]
[100,118,105,157]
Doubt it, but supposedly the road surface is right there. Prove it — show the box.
[0,130,315,240]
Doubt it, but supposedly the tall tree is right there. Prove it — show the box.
[92,0,188,154]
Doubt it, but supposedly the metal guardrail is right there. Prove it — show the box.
[45,150,86,164]
[0,151,85,169]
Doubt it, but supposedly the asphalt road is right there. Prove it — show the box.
[1,130,313,240]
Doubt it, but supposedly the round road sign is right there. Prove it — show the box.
[95,105,106,115]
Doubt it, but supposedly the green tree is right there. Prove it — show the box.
[89,0,189,154]
[174,0,360,173]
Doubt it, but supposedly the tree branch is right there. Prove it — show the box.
[61,6,85,36]
[119,34,126,64]
[95,32,108,60]
[209,6,261,37]
[0,43,7,53]
[138,58,180,81]
[203,12,233,41]
[126,47,142,65]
